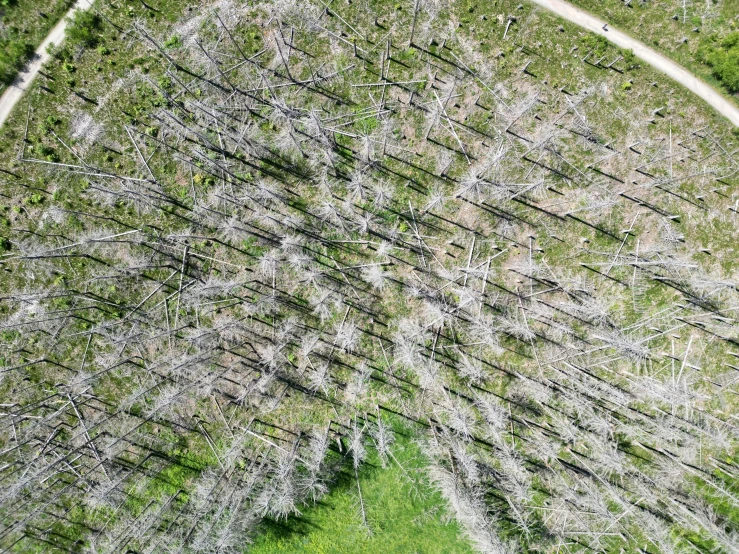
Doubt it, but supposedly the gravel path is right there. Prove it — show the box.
[529,0,739,127]
[0,0,93,128]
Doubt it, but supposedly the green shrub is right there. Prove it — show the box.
[581,33,609,59]
[66,10,102,48]
[36,145,58,162]
[25,193,44,206]
[698,32,739,93]
[164,35,181,48]
[0,39,34,84]
[52,44,73,62]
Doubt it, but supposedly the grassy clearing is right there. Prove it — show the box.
[248,427,473,554]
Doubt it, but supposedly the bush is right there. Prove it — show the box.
[25,193,44,206]
[66,10,102,48]
[698,32,739,93]
[0,39,34,84]
[164,35,181,49]
[581,34,609,59]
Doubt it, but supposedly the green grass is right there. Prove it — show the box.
[247,429,474,554]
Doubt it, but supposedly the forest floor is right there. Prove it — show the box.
[530,0,739,126]
[0,0,92,128]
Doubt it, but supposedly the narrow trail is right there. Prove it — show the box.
[0,0,93,128]
[529,0,739,127]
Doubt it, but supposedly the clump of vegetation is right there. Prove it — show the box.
[698,32,739,93]
[163,34,181,48]
[0,39,33,84]
[581,33,609,58]
[65,9,102,48]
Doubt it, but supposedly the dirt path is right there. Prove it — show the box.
[0,0,93,128]
[529,0,739,127]
[1,0,737,130]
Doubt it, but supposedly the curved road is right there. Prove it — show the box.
[529,0,739,127]
[0,0,93,128]
[0,0,737,128]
